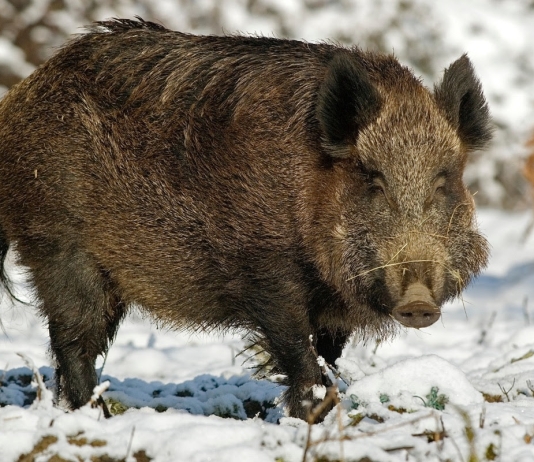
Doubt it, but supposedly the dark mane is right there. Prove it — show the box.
[91,16,168,34]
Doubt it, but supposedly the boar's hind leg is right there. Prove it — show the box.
[315,329,349,370]
[31,245,125,415]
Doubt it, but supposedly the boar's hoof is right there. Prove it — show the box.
[392,301,440,329]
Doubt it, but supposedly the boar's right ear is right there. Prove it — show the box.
[317,53,382,158]
[434,55,492,151]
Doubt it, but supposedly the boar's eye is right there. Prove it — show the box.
[425,175,447,208]
[368,175,394,206]
[369,177,385,195]
[359,166,395,207]
[436,176,446,192]
[433,175,447,195]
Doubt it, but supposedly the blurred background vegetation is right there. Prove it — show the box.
[1,0,533,211]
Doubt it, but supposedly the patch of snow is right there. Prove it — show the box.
[312,384,326,401]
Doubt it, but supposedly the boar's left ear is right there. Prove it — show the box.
[434,54,492,151]
[317,53,382,158]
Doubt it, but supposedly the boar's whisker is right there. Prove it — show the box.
[348,258,465,284]
[388,242,408,264]
[447,268,468,300]
[348,259,441,280]
[408,231,449,240]
[418,215,432,227]
[447,200,472,236]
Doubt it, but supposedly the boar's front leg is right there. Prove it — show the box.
[249,307,328,420]
[269,333,325,420]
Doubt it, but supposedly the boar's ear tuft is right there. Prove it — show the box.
[434,55,492,151]
[317,53,381,158]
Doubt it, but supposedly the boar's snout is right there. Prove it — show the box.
[391,282,440,329]
[392,301,440,328]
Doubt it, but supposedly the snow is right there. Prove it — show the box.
[0,208,533,461]
[312,384,327,401]
[343,354,484,408]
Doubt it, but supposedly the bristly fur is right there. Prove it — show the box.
[0,17,491,421]
[91,16,167,33]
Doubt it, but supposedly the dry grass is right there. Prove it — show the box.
[15,434,152,462]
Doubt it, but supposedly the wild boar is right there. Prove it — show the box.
[0,18,491,420]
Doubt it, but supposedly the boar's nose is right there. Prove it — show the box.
[392,301,440,328]
[392,282,440,329]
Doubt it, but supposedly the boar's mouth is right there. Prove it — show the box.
[391,282,441,329]
[356,269,441,329]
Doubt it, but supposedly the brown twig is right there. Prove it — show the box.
[302,388,341,462]
[477,311,496,345]
[498,378,515,402]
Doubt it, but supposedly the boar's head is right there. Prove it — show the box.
[309,53,491,335]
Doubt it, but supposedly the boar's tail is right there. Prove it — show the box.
[0,226,7,330]
[0,225,8,291]
[0,225,24,309]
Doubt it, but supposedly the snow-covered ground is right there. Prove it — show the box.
[0,208,533,461]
